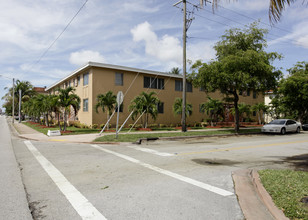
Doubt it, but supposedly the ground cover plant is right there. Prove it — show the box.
[259,169,308,220]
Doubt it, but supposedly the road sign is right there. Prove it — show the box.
[117,91,124,105]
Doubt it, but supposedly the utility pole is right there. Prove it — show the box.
[19,89,22,123]
[12,78,15,123]
[182,0,187,132]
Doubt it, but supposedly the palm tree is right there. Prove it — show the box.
[15,80,36,102]
[169,67,181,75]
[129,91,160,128]
[200,97,224,126]
[252,103,269,124]
[173,97,192,117]
[57,87,80,131]
[231,103,251,122]
[95,91,117,130]
[204,0,302,22]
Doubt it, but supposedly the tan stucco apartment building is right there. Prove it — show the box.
[46,62,264,127]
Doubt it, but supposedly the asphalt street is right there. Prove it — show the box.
[10,128,308,219]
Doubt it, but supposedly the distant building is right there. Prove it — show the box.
[46,62,263,127]
[33,87,48,95]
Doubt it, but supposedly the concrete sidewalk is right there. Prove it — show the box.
[0,116,32,220]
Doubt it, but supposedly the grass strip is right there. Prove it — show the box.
[94,128,261,142]
[258,169,308,220]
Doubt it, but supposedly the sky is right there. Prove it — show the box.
[1,0,308,111]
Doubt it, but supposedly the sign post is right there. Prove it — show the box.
[116,91,124,139]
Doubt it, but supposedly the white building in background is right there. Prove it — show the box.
[264,90,276,123]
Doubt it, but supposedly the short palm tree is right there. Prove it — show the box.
[201,97,224,126]
[173,97,192,117]
[57,87,80,131]
[95,91,117,130]
[129,91,160,128]
[252,103,269,124]
[169,67,181,75]
[231,103,251,122]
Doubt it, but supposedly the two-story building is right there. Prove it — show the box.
[46,62,264,127]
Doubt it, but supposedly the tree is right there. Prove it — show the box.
[173,97,192,118]
[231,103,251,122]
[252,103,269,124]
[190,22,282,132]
[95,91,117,130]
[200,97,224,126]
[57,87,80,131]
[273,61,308,123]
[14,80,36,102]
[169,67,181,75]
[129,91,160,128]
[204,0,305,23]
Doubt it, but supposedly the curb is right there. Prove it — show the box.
[232,169,289,220]
[136,132,262,144]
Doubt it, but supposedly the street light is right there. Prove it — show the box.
[0,74,15,123]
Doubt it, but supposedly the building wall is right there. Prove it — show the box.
[48,65,265,127]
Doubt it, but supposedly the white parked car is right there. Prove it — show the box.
[261,119,301,135]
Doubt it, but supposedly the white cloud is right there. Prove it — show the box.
[69,50,106,66]
[131,21,182,65]
[224,0,268,11]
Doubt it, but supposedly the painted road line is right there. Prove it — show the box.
[126,145,175,157]
[91,144,233,197]
[177,139,308,156]
[24,141,107,220]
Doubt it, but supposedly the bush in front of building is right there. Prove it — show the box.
[92,124,98,129]
[100,124,105,129]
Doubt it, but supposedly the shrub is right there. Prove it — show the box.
[149,124,158,128]
[135,124,142,129]
[169,124,174,128]
[60,121,64,127]
[201,122,207,127]
[194,122,201,127]
[159,124,167,128]
[100,124,105,129]
[92,124,98,129]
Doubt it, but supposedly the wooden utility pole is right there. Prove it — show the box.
[181,0,187,132]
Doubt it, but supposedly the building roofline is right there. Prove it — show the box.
[45,62,182,91]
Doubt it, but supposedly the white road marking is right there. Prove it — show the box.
[24,141,107,220]
[91,144,233,197]
[126,145,175,157]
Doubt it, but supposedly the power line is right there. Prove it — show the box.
[27,0,89,72]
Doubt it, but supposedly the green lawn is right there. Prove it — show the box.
[259,169,308,220]
[94,128,261,142]
[23,121,101,135]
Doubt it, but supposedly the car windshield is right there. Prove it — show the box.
[268,120,286,125]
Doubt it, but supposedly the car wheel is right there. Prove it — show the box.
[296,127,300,133]
[281,128,286,135]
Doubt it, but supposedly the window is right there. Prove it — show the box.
[115,73,123,86]
[175,80,182,91]
[83,99,88,112]
[65,82,68,88]
[200,87,205,91]
[253,111,256,116]
[157,102,164,114]
[253,91,257,99]
[247,90,250,96]
[83,73,89,86]
[175,80,192,92]
[69,80,71,87]
[144,76,164,89]
[77,76,80,86]
[199,104,204,113]
[115,103,123,112]
[239,90,243,95]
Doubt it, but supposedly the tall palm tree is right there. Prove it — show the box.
[252,103,269,124]
[173,97,192,117]
[200,97,224,126]
[15,80,36,102]
[129,91,160,128]
[57,87,80,131]
[95,91,117,130]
